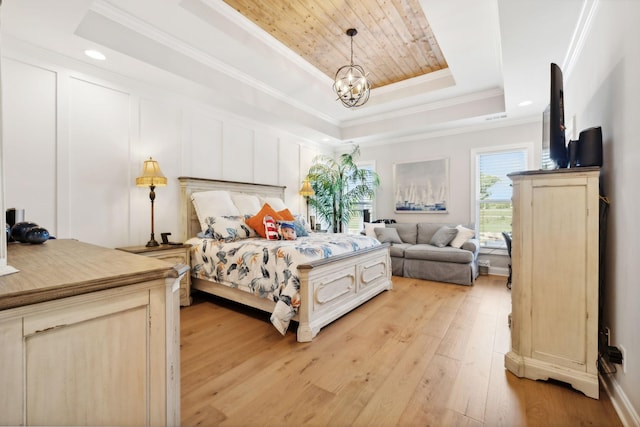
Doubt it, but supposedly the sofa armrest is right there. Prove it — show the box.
[461,238,479,255]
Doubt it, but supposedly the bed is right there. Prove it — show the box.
[178,177,393,342]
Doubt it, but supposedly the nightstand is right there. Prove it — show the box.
[116,244,192,306]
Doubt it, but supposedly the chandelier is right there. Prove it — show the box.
[333,28,371,108]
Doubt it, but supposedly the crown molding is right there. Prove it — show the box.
[90,0,340,126]
[563,0,599,79]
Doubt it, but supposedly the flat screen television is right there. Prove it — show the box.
[546,63,568,168]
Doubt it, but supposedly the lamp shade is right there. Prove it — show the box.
[299,179,314,197]
[136,157,167,187]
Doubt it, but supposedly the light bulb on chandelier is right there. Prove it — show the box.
[333,28,371,108]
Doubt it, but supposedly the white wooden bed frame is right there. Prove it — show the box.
[178,177,393,342]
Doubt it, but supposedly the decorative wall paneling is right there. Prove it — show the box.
[1,52,322,249]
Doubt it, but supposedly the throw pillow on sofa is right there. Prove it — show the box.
[374,227,403,244]
[449,225,475,249]
[430,226,458,247]
[363,222,385,238]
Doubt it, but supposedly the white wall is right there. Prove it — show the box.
[357,122,540,224]
[1,48,326,249]
[565,1,640,423]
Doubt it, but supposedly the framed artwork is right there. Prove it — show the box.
[394,157,449,213]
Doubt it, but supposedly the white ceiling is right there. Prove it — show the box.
[1,0,591,146]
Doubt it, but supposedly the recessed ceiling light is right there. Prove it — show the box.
[84,49,106,61]
[518,100,533,107]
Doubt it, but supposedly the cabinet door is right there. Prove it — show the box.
[529,179,588,370]
[21,285,166,426]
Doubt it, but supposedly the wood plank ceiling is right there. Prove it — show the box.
[222,0,448,89]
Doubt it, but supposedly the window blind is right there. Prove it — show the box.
[477,150,526,247]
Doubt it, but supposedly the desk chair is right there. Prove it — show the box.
[502,231,512,289]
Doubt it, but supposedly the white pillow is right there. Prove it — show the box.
[260,196,287,212]
[191,191,240,232]
[231,193,262,216]
[363,222,385,238]
[449,225,475,248]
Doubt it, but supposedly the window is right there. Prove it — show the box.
[347,161,376,234]
[474,148,528,248]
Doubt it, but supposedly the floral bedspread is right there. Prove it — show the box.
[187,233,380,335]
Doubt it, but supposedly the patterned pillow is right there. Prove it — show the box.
[205,215,256,242]
[277,221,297,240]
[263,215,280,240]
[293,214,312,233]
[292,219,309,237]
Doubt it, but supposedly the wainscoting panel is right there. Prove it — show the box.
[186,112,223,180]
[222,122,254,183]
[253,132,279,186]
[68,77,131,248]
[2,58,57,235]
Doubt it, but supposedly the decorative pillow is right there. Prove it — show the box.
[278,221,297,240]
[277,208,296,221]
[374,227,403,244]
[191,190,240,232]
[260,196,287,212]
[205,215,256,242]
[246,203,283,238]
[363,222,385,238]
[430,226,458,248]
[231,193,262,216]
[263,215,280,240]
[292,219,309,237]
[294,214,313,232]
[449,225,475,249]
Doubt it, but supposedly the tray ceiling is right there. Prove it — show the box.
[0,0,588,145]
[222,0,448,88]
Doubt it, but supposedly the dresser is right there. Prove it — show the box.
[0,239,183,426]
[504,168,600,399]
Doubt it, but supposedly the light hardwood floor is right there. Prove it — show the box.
[180,275,622,426]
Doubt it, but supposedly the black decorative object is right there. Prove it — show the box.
[10,222,39,243]
[25,227,50,244]
[9,221,51,244]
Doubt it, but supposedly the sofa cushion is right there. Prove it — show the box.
[416,223,444,244]
[388,223,417,244]
[363,222,385,238]
[430,226,458,247]
[389,243,412,258]
[374,227,403,244]
[404,244,474,264]
[449,225,476,248]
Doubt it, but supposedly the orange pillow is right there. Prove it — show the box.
[246,203,283,238]
[277,208,295,221]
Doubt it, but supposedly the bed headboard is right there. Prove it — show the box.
[178,177,286,241]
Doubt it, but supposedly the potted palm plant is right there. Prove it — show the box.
[306,146,380,233]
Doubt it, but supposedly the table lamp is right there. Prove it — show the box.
[136,157,167,247]
[299,178,314,224]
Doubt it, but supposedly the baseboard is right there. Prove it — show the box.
[488,266,508,277]
[599,357,640,426]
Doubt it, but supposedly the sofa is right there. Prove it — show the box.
[370,222,479,286]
